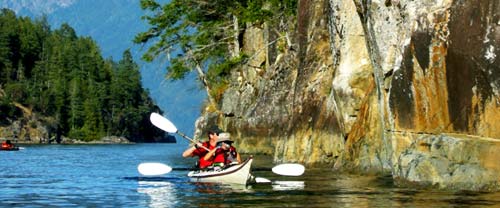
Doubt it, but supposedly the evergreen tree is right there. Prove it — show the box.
[110,50,143,138]
[135,0,297,106]
[0,9,165,142]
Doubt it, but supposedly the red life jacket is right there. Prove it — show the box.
[192,141,215,168]
[213,146,237,165]
[1,142,9,149]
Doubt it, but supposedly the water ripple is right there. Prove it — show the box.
[2,145,500,207]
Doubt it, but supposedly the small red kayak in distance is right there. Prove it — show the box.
[0,147,20,151]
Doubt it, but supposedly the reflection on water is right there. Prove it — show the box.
[138,181,176,208]
[191,182,253,194]
[272,181,305,191]
[2,145,500,207]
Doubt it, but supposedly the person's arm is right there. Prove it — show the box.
[203,147,218,161]
[236,152,241,163]
[182,142,203,158]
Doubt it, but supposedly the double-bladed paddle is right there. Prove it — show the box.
[137,162,305,177]
[143,112,305,178]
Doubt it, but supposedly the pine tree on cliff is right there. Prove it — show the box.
[134,0,297,109]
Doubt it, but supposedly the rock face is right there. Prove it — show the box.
[348,0,500,190]
[394,133,500,191]
[0,103,53,143]
[195,0,500,190]
[0,102,171,144]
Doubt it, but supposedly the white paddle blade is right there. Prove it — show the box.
[255,177,272,183]
[138,163,173,176]
[150,113,178,133]
[272,164,305,176]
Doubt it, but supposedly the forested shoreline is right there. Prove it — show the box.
[0,9,168,143]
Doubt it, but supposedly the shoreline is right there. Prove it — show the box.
[0,136,176,145]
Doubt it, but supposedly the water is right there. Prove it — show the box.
[1,144,500,207]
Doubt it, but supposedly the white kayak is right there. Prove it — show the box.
[187,157,254,185]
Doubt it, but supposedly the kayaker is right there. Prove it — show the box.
[204,132,241,168]
[1,140,14,149]
[182,128,221,169]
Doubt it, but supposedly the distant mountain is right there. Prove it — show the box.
[0,0,76,16]
[1,0,205,137]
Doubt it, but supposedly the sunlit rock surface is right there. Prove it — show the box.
[195,0,500,190]
[394,133,500,191]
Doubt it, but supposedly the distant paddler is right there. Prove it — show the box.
[1,140,19,151]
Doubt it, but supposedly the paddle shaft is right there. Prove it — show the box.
[163,167,267,172]
[176,131,210,151]
[252,167,273,172]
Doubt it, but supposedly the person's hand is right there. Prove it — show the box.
[194,142,203,149]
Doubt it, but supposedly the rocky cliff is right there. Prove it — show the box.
[0,103,133,144]
[194,0,500,191]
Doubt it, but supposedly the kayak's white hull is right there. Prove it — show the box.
[188,158,253,185]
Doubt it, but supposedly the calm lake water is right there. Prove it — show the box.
[1,144,500,207]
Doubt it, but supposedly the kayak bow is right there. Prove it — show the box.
[188,157,254,185]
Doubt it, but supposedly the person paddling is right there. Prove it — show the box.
[182,128,221,169]
[1,140,15,150]
[204,133,241,168]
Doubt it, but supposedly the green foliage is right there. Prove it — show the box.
[135,0,297,99]
[209,55,246,101]
[0,9,165,142]
[0,97,22,124]
[271,0,298,16]
[168,58,191,80]
[4,82,28,101]
[239,0,274,23]
[207,54,246,82]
